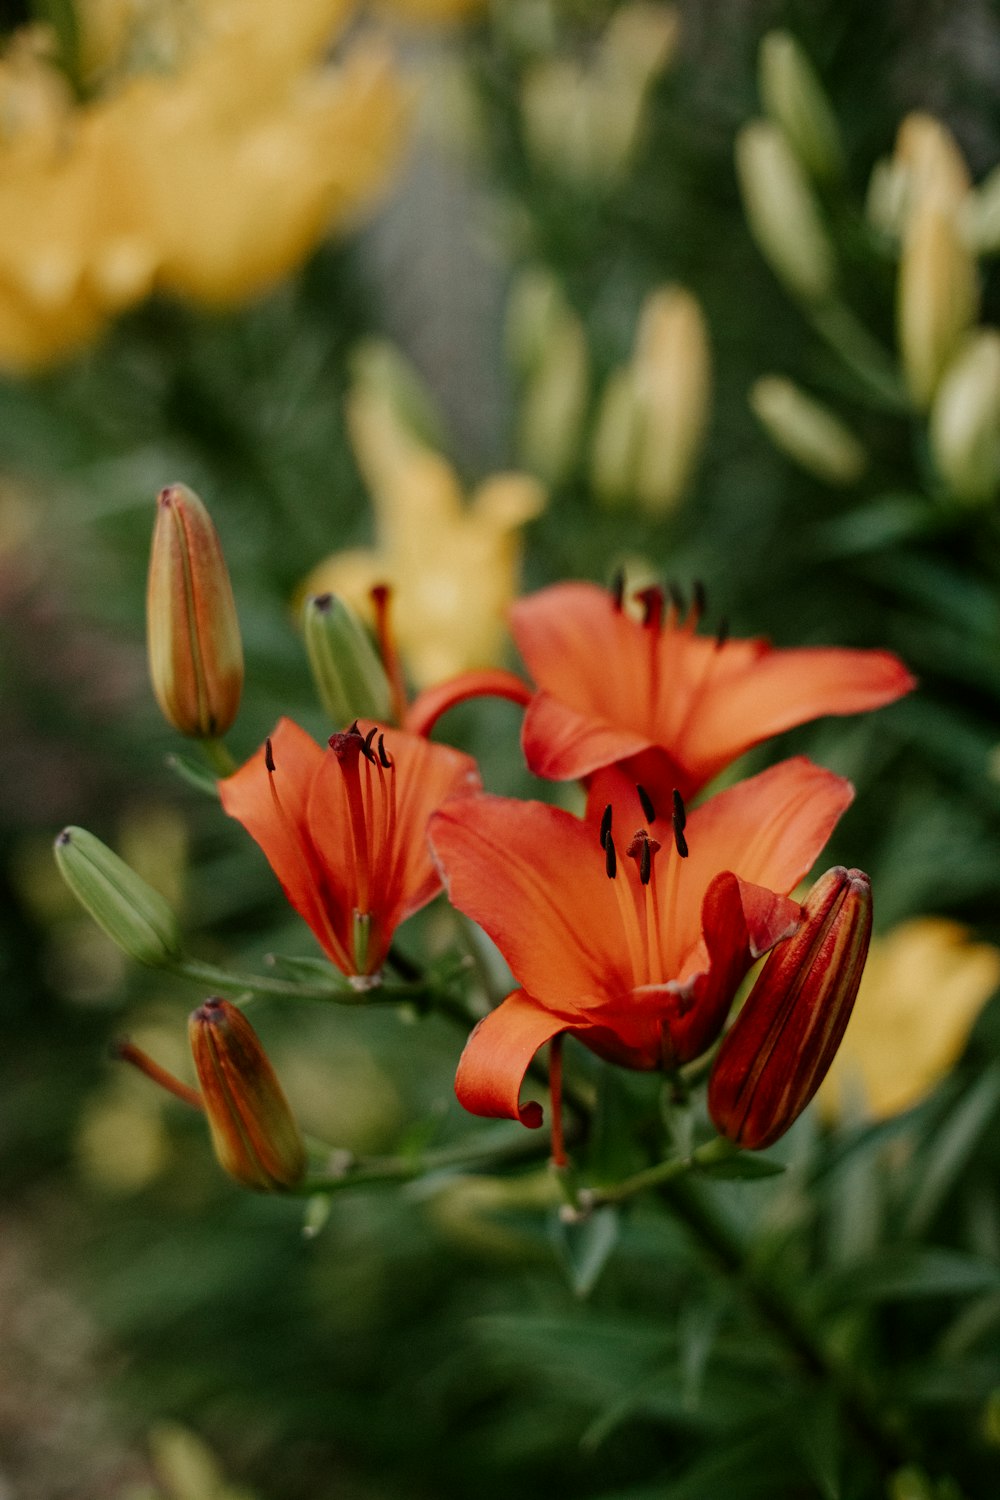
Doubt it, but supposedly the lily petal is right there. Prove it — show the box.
[219,718,343,960]
[511,581,914,796]
[430,795,631,1008]
[455,989,567,1126]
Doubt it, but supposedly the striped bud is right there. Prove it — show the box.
[708,867,872,1150]
[147,483,243,738]
[54,826,182,968]
[188,999,306,1192]
[302,592,393,728]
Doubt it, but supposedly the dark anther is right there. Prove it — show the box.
[605,833,617,879]
[672,789,689,859]
[672,789,686,830]
[610,567,626,611]
[626,829,661,884]
[377,733,392,769]
[636,784,656,823]
[265,738,276,773]
[599,803,613,850]
[716,616,730,650]
[692,579,707,620]
[358,732,378,764]
[364,726,379,753]
[636,585,664,631]
[668,583,686,617]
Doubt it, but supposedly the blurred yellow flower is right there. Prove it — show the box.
[818,918,1000,1120]
[0,1,409,370]
[301,379,545,688]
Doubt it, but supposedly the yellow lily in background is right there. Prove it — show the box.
[818,917,1000,1120]
[301,377,545,688]
[0,1,410,370]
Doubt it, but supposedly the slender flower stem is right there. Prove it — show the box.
[200,737,238,776]
[579,1136,738,1210]
[169,956,425,1005]
[810,301,910,412]
[294,1128,551,1195]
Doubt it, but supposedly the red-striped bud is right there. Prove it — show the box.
[188,999,305,1191]
[708,867,872,1150]
[147,483,243,738]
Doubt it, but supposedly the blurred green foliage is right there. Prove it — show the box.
[4,2,1000,1497]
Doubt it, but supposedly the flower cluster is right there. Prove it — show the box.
[0,1,409,369]
[62,484,916,1190]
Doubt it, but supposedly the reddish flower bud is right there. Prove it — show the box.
[147,483,243,738]
[708,866,872,1150]
[188,999,306,1191]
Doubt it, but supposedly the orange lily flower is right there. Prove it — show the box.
[220,717,479,977]
[510,580,915,806]
[429,756,853,1129]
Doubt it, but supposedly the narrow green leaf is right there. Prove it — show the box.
[698,1153,786,1181]
[550,1205,619,1298]
[817,1247,1000,1307]
[902,1067,1000,1238]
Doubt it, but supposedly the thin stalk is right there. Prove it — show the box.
[810,301,910,413]
[295,1127,551,1195]
[200,738,238,776]
[581,1136,738,1210]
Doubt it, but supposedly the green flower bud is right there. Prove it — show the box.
[898,202,979,408]
[759,31,845,182]
[54,826,182,968]
[736,120,836,304]
[930,330,1000,504]
[302,592,393,729]
[750,376,867,486]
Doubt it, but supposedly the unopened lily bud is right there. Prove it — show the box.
[735,120,836,304]
[750,376,867,486]
[631,286,712,514]
[898,202,979,408]
[758,31,844,183]
[930,330,1000,505]
[54,826,182,968]
[147,483,243,738]
[895,113,971,223]
[302,592,393,728]
[708,867,872,1151]
[516,310,589,486]
[591,364,644,507]
[189,998,306,1191]
[961,163,1000,255]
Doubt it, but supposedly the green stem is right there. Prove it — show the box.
[200,738,238,776]
[659,1173,912,1478]
[583,1136,737,1209]
[810,300,910,412]
[294,1128,551,1195]
[170,956,427,1005]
